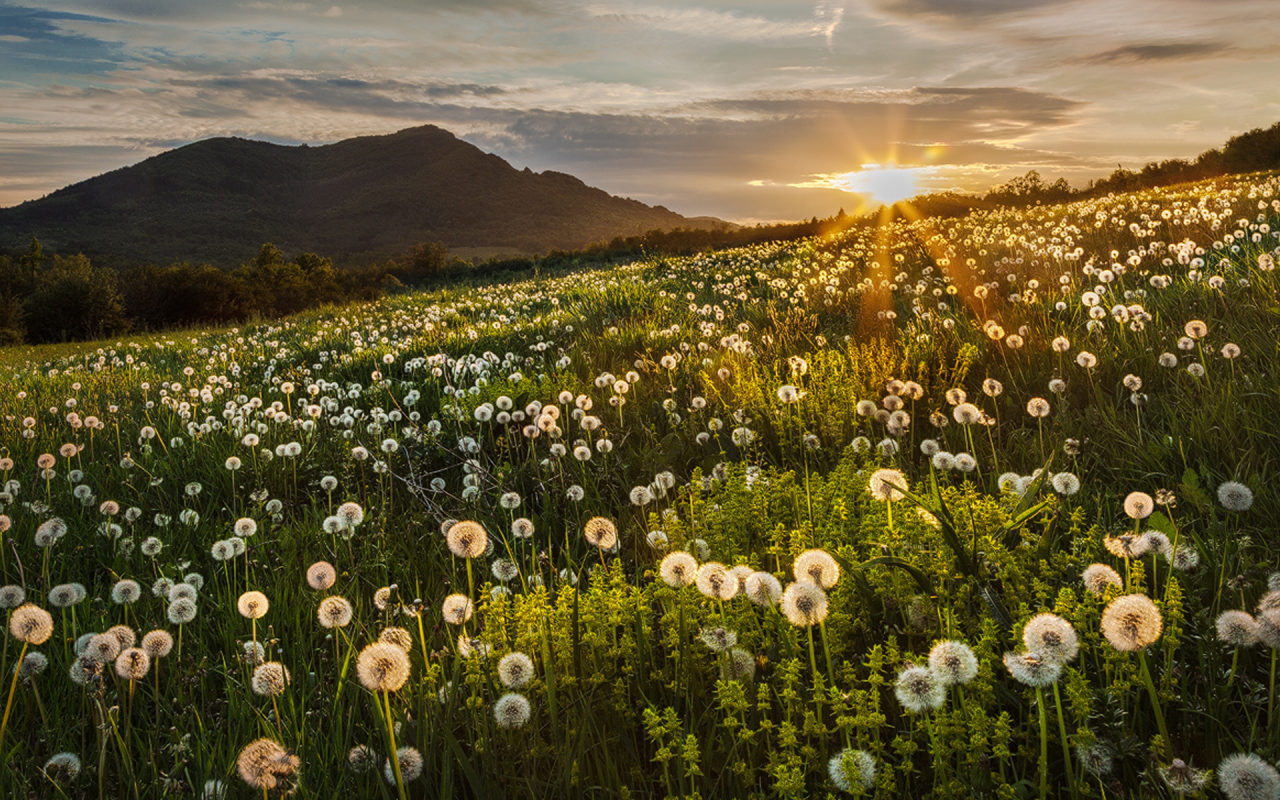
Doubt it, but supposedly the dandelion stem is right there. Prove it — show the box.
[0,641,28,747]
[383,689,409,800]
[1036,685,1049,800]
[1137,650,1170,758]
[1052,681,1078,800]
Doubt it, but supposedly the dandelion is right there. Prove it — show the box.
[1051,472,1080,495]
[348,745,378,774]
[828,749,876,792]
[385,747,423,785]
[116,648,151,680]
[1082,564,1122,596]
[792,549,840,589]
[1101,594,1162,651]
[697,627,738,652]
[722,648,756,682]
[928,640,978,685]
[1022,614,1079,663]
[780,582,828,627]
[1218,481,1254,512]
[306,562,336,591]
[48,584,81,608]
[1219,753,1280,800]
[1077,743,1113,776]
[494,692,531,729]
[167,598,197,625]
[953,403,982,425]
[511,518,534,538]
[318,597,354,628]
[441,594,474,626]
[1003,651,1062,687]
[744,572,782,606]
[695,562,738,601]
[234,518,258,538]
[34,517,67,548]
[0,586,24,608]
[337,501,365,528]
[238,591,269,619]
[107,624,136,649]
[142,630,173,658]
[357,642,411,692]
[659,552,698,588]
[374,587,393,610]
[1184,319,1208,339]
[895,665,945,713]
[84,634,121,664]
[43,753,81,784]
[1104,534,1150,559]
[498,652,535,689]
[446,521,487,558]
[379,628,413,652]
[867,468,907,502]
[236,738,300,794]
[583,517,618,550]
[629,486,654,506]
[1123,491,1155,520]
[1159,759,1209,795]
[9,604,53,644]
[252,662,290,697]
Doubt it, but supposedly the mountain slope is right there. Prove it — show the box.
[0,125,701,265]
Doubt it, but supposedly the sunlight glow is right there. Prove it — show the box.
[835,165,922,205]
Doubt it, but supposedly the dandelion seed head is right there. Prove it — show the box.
[697,627,738,653]
[780,582,828,627]
[1022,614,1079,663]
[317,596,354,628]
[1123,491,1155,520]
[237,591,269,620]
[1077,743,1113,776]
[306,561,336,591]
[446,520,488,559]
[928,640,978,685]
[828,749,876,792]
[43,753,81,784]
[1082,564,1122,597]
[1003,651,1062,687]
[498,652,535,688]
[385,747,424,784]
[785,549,840,591]
[115,648,150,680]
[236,738,300,793]
[441,594,474,626]
[142,630,173,658]
[348,745,378,774]
[584,517,618,550]
[744,572,782,606]
[167,598,197,625]
[1101,594,1163,651]
[659,552,698,588]
[1218,481,1255,512]
[10,604,53,644]
[867,468,907,502]
[895,665,945,713]
[695,562,739,601]
[379,627,413,652]
[1219,752,1280,800]
[357,642,411,692]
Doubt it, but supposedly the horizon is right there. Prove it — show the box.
[2,0,1279,225]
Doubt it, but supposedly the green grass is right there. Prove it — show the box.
[1,171,1279,798]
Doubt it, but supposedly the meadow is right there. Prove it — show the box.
[1,171,1279,799]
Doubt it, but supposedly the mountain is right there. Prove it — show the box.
[0,125,708,265]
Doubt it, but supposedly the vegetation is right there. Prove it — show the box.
[0,170,1278,798]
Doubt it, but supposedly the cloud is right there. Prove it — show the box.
[868,0,1073,21]
[1078,42,1231,65]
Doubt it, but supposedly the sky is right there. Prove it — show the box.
[1,0,1278,223]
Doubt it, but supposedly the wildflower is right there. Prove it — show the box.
[1022,614,1079,663]
[386,747,424,784]
[584,517,618,549]
[695,562,739,601]
[1219,753,1279,800]
[511,518,534,538]
[1104,534,1150,559]
[1077,743,1113,776]
[348,745,378,774]
[317,597,353,628]
[107,625,136,649]
[1051,472,1080,495]
[895,665,945,713]
[169,583,198,603]
[1003,651,1062,687]
[236,738,300,793]
[1025,398,1051,417]
[10,604,53,644]
[44,753,81,784]
[1101,594,1163,651]
[744,572,782,606]
[867,468,908,502]
[374,587,393,610]
[337,501,365,528]
[34,518,67,548]
[142,630,173,658]
[1172,546,1200,571]
[357,642,411,692]
[928,640,978,685]
[1159,758,1209,795]
[0,585,24,608]
[1082,564,1122,596]
[446,521,487,558]
[498,652,535,689]
[48,584,81,608]
[722,647,755,682]
[84,634,121,664]
[20,651,48,676]
[167,598,197,625]
[659,552,698,588]
[698,627,738,652]
[954,453,977,473]
[238,591,269,619]
[491,559,519,582]
[1218,481,1254,512]
[1183,319,1208,339]
[780,582,828,627]
[793,549,840,589]
[828,749,876,792]
[630,486,654,506]
[1122,491,1154,519]
[234,518,257,538]
[307,561,336,591]
[115,648,151,680]
[379,628,413,652]
[1217,611,1260,646]
[251,662,289,696]
[953,403,982,425]
[441,594,474,626]
[494,692,531,729]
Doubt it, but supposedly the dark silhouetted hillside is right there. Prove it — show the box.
[0,125,705,265]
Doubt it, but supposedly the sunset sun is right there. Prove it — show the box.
[837,165,923,206]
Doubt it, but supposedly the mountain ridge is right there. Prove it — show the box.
[0,125,713,265]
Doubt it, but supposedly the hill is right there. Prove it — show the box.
[0,125,706,265]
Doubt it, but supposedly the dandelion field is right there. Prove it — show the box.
[2,173,1280,799]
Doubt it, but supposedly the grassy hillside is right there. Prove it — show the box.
[0,172,1278,798]
[0,126,699,265]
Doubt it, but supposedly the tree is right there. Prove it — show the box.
[23,254,129,342]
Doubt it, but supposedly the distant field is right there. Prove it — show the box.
[1,173,1278,798]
